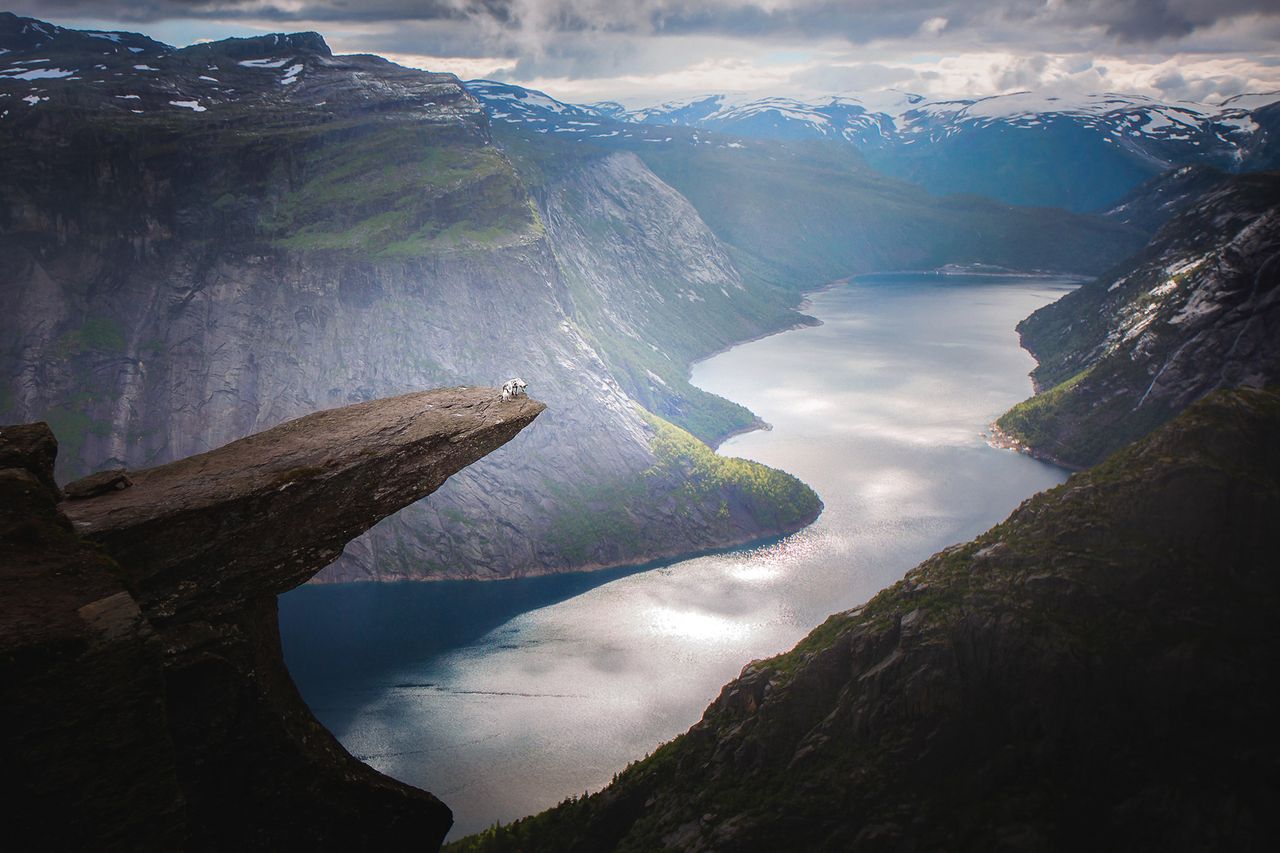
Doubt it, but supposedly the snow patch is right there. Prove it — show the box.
[239,57,293,69]
[169,99,207,112]
[1,67,75,80]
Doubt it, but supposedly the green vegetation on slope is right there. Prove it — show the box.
[542,410,821,567]
[643,411,820,528]
[261,125,541,256]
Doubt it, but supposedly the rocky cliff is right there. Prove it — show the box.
[0,13,818,582]
[453,386,1280,852]
[997,171,1280,467]
[1,387,541,849]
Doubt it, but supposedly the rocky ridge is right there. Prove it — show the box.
[998,171,1280,468]
[453,387,1280,852]
[1,387,542,849]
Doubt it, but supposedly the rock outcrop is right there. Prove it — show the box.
[998,171,1280,468]
[451,387,1280,852]
[1,387,543,850]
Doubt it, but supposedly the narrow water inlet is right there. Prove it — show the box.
[280,275,1077,840]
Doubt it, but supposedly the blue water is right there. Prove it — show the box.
[280,275,1076,839]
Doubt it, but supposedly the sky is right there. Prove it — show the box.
[11,1,1280,106]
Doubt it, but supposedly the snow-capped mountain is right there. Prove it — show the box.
[0,12,482,128]
[466,79,1278,210]
[609,89,1269,150]
[465,79,695,146]
[591,92,909,146]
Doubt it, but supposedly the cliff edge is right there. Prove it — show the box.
[1,387,543,850]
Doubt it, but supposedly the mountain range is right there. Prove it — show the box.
[1,12,1149,582]
[470,82,1279,211]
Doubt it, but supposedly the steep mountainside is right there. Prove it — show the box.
[594,89,1276,211]
[452,387,1280,853]
[0,14,818,581]
[998,172,1280,468]
[470,81,1148,292]
[1102,164,1233,233]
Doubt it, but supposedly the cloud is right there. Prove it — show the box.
[13,0,1280,103]
[918,16,948,36]
[789,62,920,92]
[19,1,1280,40]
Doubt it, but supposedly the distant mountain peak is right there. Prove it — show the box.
[177,31,333,61]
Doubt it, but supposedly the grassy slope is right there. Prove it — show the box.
[540,410,822,568]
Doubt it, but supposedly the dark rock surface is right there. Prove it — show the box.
[2,387,543,850]
[452,388,1280,852]
[998,171,1280,468]
[1102,164,1234,234]
[0,423,183,851]
[63,467,132,499]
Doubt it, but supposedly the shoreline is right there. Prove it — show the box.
[309,509,821,585]
[859,266,1093,282]
[312,268,1078,586]
[696,267,1083,449]
[985,422,1081,471]
[710,415,773,451]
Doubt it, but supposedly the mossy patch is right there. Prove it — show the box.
[261,126,540,257]
[58,316,128,355]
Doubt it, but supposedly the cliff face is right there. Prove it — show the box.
[997,171,1280,468]
[328,147,823,582]
[1,388,542,850]
[454,387,1280,852]
[538,151,798,441]
[0,15,817,581]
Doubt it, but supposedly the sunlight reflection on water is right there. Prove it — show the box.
[280,276,1078,839]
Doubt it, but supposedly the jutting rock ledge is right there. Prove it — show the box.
[0,387,544,851]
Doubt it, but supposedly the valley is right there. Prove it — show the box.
[3,8,1279,851]
[281,274,1073,839]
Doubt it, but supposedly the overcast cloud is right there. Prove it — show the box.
[14,0,1280,104]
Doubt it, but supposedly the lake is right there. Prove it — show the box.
[279,274,1076,839]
